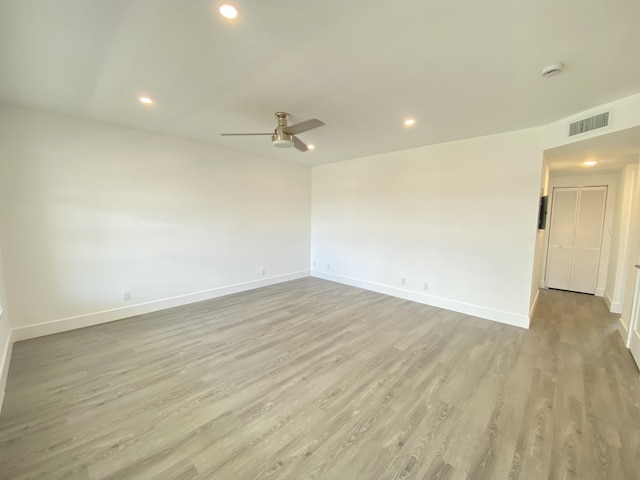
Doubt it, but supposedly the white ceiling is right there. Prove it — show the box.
[1,0,640,165]
[545,126,640,175]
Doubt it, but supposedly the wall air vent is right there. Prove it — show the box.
[569,112,609,137]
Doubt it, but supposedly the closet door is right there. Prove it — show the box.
[545,186,607,294]
[570,187,607,293]
[545,188,579,291]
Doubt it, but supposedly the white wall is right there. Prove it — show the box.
[530,160,550,317]
[541,173,618,298]
[312,127,544,328]
[606,164,639,314]
[0,105,311,340]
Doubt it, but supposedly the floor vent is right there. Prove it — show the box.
[569,112,609,137]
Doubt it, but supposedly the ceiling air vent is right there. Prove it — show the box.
[569,112,609,137]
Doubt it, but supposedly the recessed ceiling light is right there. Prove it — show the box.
[219,4,238,19]
[582,160,598,167]
[138,96,154,105]
[307,144,315,151]
[404,119,416,127]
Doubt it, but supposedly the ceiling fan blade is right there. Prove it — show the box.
[292,136,309,152]
[220,133,273,136]
[284,119,325,135]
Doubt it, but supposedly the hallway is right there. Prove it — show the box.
[522,288,639,478]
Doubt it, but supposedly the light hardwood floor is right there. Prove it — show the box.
[0,278,639,479]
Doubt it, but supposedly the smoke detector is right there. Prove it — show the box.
[542,63,564,78]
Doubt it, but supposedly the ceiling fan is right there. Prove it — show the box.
[221,112,324,152]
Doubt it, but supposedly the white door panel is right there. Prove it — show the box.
[545,186,607,294]
[546,188,578,290]
[571,248,601,294]
[575,188,607,249]
[548,189,578,246]
[545,246,573,290]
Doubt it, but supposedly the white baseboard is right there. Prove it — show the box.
[11,271,310,342]
[312,271,529,329]
[604,291,623,314]
[595,288,605,297]
[0,329,13,415]
[529,289,540,321]
[618,317,630,347]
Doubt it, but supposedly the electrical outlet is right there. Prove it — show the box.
[326,264,331,270]
[401,277,406,286]
[260,268,266,276]
[423,283,429,291]
[313,260,317,267]
[123,291,131,301]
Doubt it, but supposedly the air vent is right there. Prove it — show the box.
[569,112,609,137]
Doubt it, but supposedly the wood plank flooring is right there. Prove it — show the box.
[0,278,639,479]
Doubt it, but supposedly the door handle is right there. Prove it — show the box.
[636,264,640,269]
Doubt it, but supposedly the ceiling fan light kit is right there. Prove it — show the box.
[221,112,324,152]
[272,132,294,148]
